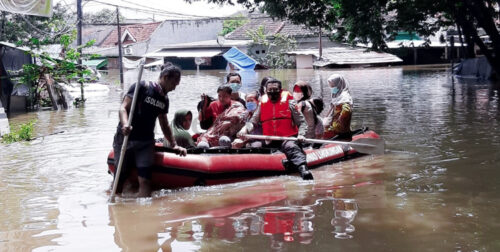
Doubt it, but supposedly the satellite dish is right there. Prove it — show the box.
[194,57,204,65]
[217,35,225,46]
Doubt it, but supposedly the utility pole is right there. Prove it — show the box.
[0,11,6,41]
[450,35,455,72]
[77,0,85,104]
[319,27,323,59]
[116,6,124,86]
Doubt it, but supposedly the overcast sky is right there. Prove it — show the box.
[57,0,247,20]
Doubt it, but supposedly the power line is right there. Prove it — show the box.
[84,0,248,21]
[85,0,212,19]
[117,0,214,19]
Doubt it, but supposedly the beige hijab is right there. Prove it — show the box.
[327,74,353,106]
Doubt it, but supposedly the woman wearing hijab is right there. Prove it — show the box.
[323,74,353,140]
[170,109,195,148]
[293,81,324,139]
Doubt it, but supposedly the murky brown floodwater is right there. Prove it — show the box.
[1,66,499,251]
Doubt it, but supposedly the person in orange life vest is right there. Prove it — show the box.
[237,78,313,180]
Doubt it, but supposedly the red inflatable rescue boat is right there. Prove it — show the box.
[107,129,381,189]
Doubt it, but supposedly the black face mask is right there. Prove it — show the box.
[267,91,280,101]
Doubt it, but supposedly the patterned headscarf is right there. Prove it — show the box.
[327,74,353,106]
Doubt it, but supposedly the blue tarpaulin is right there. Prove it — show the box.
[222,47,257,70]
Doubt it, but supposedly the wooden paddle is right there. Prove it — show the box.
[243,134,385,155]
[110,61,145,203]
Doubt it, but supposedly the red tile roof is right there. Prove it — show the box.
[100,22,161,47]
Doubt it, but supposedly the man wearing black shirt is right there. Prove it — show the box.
[113,63,187,197]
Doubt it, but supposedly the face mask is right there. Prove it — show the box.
[246,101,257,112]
[230,83,241,93]
[293,92,304,101]
[331,87,339,95]
[268,91,281,101]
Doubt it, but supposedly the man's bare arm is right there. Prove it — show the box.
[119,96,132,135]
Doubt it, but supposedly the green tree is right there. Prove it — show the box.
[17,31,97,109]
[1,3,98,109]
[0,3,75,45]
[246,26,297,68]
[189,0,500,78]
[220,14,248,36]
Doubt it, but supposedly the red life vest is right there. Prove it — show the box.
[260,91,298,136]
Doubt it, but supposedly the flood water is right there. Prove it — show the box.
[1,66,499,251]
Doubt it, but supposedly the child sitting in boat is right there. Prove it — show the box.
[232,91,263,148]
[166,109,195,148]
[323,74,353,140]
[196,85,248,148]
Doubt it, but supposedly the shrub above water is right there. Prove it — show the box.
[1,120,36,144]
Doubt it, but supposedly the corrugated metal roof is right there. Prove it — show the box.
[82,59,108,69]
[314,47,402,67]
[385,40,449,48]
[288,46,402,67]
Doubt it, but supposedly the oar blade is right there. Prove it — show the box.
[350,138,385,155]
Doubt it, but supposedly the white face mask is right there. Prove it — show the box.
[293,92,304,101]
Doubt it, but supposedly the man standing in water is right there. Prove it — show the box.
[113,63,187,197]
[237,78,313,180]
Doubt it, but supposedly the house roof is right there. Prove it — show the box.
[287,47,403,67]
[225,15,316,40]
[100,22,161,47]
[0,41,30,52]
[145,48,225,58]
[316,47,402,67]
[82,25,115,46]
[153,39,250,50]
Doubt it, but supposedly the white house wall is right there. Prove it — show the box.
[296,55,314,69]
[148,19,223,53]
